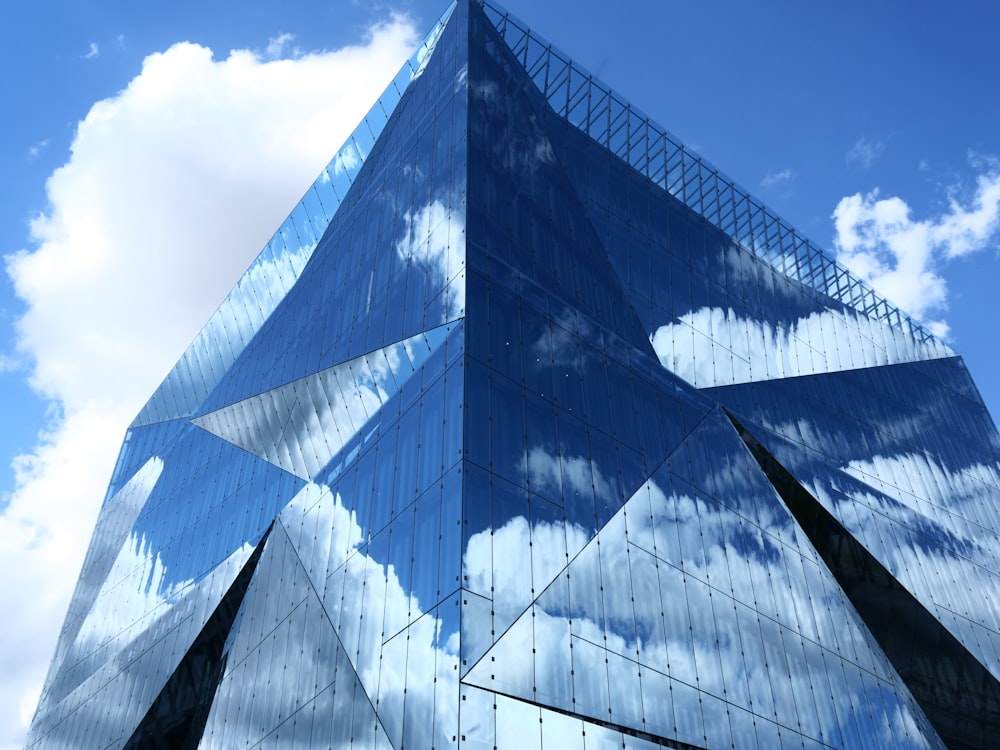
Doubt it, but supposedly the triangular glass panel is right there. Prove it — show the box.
[27,542,258,749]
[192,323,455,480]
[123,526,270,749]
[102,418,188,503]
[197,521,396,748]
[710,361,1000,675]
[38,456,165,697]
[42,429,303,711]
[190,10,469,416]
[466,410,943,748]
[464,0,654,359]
[132,3,460,428]
[732,414,998,750]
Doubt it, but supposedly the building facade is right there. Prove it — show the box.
[26,1,1000,748]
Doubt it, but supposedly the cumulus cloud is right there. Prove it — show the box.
[1,16,419,749]
[833,164,1000,338]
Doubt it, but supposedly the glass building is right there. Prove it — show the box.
[26,2,1000,748]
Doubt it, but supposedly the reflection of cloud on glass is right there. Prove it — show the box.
[39,457,166,700]
[396,200,465,319]
[453,62,468,94]
[34,545,260,747]
[331,142,361,175]
[738,412,1000,688]
[74,533,193,653]
[531,309,596,370]
[193,327,446,480]
[308,483,460,749]
[651,305,945,388]
[463,512,588,649]
[465,465,941,748]
[200,480,460,748]
[883,701,935,749]
[818,452,1000,667]
[87,535,246,654]
[136,240,315,425]
[472,80,498,105]
[533,138,555,166]
[32,552,256,750]
[412,11,448,81]
[845,452,1000,527]
[470,69,555,179]
[527,446,613,505]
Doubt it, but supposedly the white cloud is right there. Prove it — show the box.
[0,353,20,373]
[265,32,298,60]
[84,42,99,60]
[833,164,1000,338]
[27,139,49,159]
[760,168,796,188]
[2,16,419,749]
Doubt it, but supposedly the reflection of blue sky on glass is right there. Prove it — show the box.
[193,323,456,480]
[38,457,165,703]
[711,361,1000,684]
[10,0,1000,748]
[195,476,464,749]
[462,411,942,749]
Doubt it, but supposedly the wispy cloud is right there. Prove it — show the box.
[265,32,298,60]
[84,42,99,60]
[2,16,419,748]
[846,136,886,168]
[0,353,21,374]
[760,168,796,188]
[833,160,1000,337]
[27,139,49,159]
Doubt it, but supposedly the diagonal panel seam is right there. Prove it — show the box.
[463,684,708,750]
[459,405,719,680]
[726,410,1000,750]
[272,516,398,750]
[122,524,274,749]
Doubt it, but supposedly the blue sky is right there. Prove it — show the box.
[3,1,999,746]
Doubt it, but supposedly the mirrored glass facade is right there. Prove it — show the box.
[26,2,999,748]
